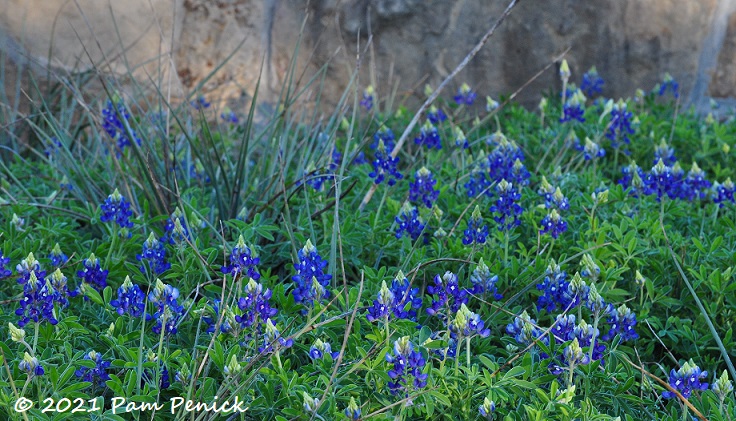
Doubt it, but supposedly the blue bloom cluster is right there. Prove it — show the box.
[191,95,210,109]
[580,67,604,98]
[409,167,440,208]
[222,235,261,280]
[601,304,638,341]
[427,105,447,125]
[414,121,442,150]
[49,243,69,268]
[449,303,490,339]
[560,89,586,123]
[469,258,502,300]
[291,240,332,306]
[202,299,234,334]
[463,206,489,246]
[454,83,477,105]
[102,99,141,154]
[369,140,403,186]
[100,189,134,230]
[19,353,44,377]
[75,350,111,388]
[540,209,567,239]
[236,278,278,329]
[713,178,736,207]
[366,272,423,322]
[49,268,77,308]
[605,100,635,151]
[162,208,191,244]
[618,161,645,197]
[657,73,679,99]
[77,253,109,292]
[395,203,425,241]
[371,126,396,151]
[426,271,470,318]
[653,139,677,166]
[360,86,374,111]
[260,319,293,353]
[506,310,547,346]
[309,338,339,360]
[137,233,170,275]
[110,276,146,317]
[0,251,12,279]
[385,336,428,396]
[548,314,606,363]
[662,360,708,399]
[490,180,523,231]
[147,280,185,336]
[16,271,58,327]
[574,137,605,161]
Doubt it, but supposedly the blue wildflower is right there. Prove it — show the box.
[653,138,677,166]
[469,258,502,300]
[48,243,69,268]
[0,251,11,279]
[454,83,477,105]
[540,209,567,239]
[77,253,108,292]
[580,66,604,97]
[110,276,146,317]
[74,350,111,388]
[102,99,141,153]
[371,125,396,151]
[147,279,185,336]
[560,89,586,123]
[486,96,500,113]
[385,336,428,395]
[619,161,645,197]
[360,86,375,111]
[662,360,708,399]
[602,304,638,341]
[309,338,339,360]
[463,206,489,246]
[574,319,606,362]
[426,271,470,318]
[344,397,361,420]
[191,95,210,110]
[221,108,238,124]
[100,189,134,230]
[202,299,235,334]
[449,303,491,339]
[549,337,590,376]
[16,271,58,327]
[409,167,440,209]
[260,318,293,353]
[550,314,577,342]
[680,162,711,201]
[490,180,523,231]
[366,273,422,322]
[369,139,403,186]
[19,352,44,377]
[454,126,469,149]
[536,261,570,313]
[657,73,680,99]
[162,208,191,244]
[561,272,590,309]
[427,105,447,125]
[236,278,278,329]
[479,397,496,419]
[15,252,44,285]
[606,100,635,150]
[644,159,680,200]
[574,137,605,161]
[414,120,442,150]
[713,178,735,207]
[291,239,332,306]
[222,235,261,280]
[395,203,426,241]
[49,268,76,308]
[487,134,528,186]
[137,233,170,275]
[506,310,547,346]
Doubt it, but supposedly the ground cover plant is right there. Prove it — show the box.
[1,42,736,421]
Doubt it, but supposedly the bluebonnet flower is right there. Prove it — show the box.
[486,96,500,112]
[549,337,590,376]
[573,319,606,362]
[580,66,604,97]
[77,253,109,292]
[585,284,607,316]
[409,167,440,209]
[360,85,375,111]
[469,258,502,300]
[75,350,111,388]
[662,360,708,399]
[536,261,570,313]
[110,276,145,317]
[147,279,185,336]
[561,272,590,309]
[15,252,44,285]
[653,138,677,166]
[16,271,58,327]
[680,162,711,201]
[371,125,396,151]
[426,271,470,318]
[464,152,492,198]
[602,304,638,341]
[344,397,361,420]
[49,268,76,308]
[369,139,403,186]
[427,105,447,125]
[19,352,44,377]
[291,239,332,306]
[453,126,469,149]
[713,178,735,207]
[48,243,68,268]
[309,338,339,360]
[414,120,442,150]
[712,370,734,402]
[100,189,134,230]
[366,273,423,322]
[222,235,261,280]
[490,180,523,231]
[449,303,490,339]
[102,98,141,153]
[550,313,577,343]
[43,137,63,157]
[549,187,570,211]
[487,134,528,186]
[463,206,489,246]
[657,73,680,99]
[580,254,600,281]
[540,209,567,239]
[190,95,210,110]
[302,392,319,414]
[162,208,191,244]
[454,83,477,105]
[137,233,170,275]
[574,137,605,160]
[142,351,171,389]
[538,176,555,204]
[644,159,680,200]
[260,318,293,353]
[479,397,496,419]
[220,107,238,124]
[560,89,586,123]
[506,310,547,346]
[385,336,428,396]
[605,100,635,150]
[619,161,645,197]
[0,251,11,279]
[236,278,278,329]
[395,203,426,241]
[201,299,235,334]
[559,59,571,84]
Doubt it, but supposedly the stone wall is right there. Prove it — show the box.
[1,0,734,115]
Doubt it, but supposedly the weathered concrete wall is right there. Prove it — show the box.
[1,0,735,114]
